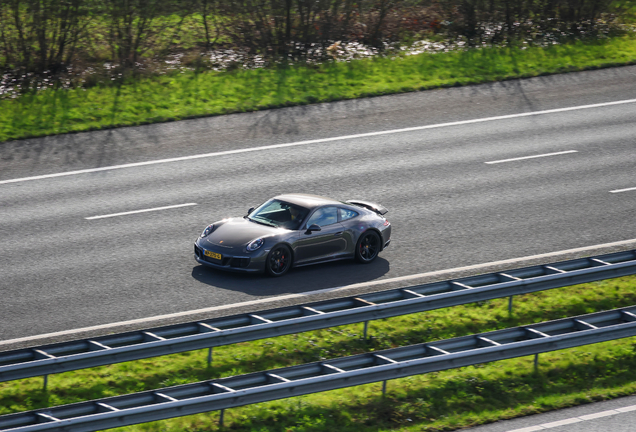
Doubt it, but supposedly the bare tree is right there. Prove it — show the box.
[0,0,91,73]
[200,0,222,50]
[107,0,194,73]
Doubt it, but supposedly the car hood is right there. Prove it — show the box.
[199,217,283,250]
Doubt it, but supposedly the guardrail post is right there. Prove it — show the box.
[508,296,514,313]
[382,380,387,397]
[363,321,369,340]
[42,375,48,392]
[534,353,539,372]
[207,347,213,368]
[219,409,225,427]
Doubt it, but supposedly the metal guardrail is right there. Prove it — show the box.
[2,306,636,431]
[1,250,635,383]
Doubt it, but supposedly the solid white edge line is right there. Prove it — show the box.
[485,150,578,164]
[610,186,636,193]
[507,405,636,431]
[617,405,636,413]
[2,237,636,348]
[2,98,636,185]
[85,203,197,220]
[541,418,582,428]
[507,426,545,432]
[578,409,620,420]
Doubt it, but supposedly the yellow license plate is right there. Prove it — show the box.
[204,250,222,260]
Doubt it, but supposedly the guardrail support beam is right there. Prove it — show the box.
[363,321,369,340]
[207,347,213,368]
[508,296,514,313]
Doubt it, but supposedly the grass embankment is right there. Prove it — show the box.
[2,35,636,143]
[1,276,636,431]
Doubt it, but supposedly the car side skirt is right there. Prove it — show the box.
[292,253,355,268]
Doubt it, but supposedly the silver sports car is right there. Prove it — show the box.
[194,193,391,276]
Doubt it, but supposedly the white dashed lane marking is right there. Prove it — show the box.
[85,203,197,220]
[484,150,578,164]
[610,186,636,193]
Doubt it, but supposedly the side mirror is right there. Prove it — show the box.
[247,207,255,215]
[305,224,321,234]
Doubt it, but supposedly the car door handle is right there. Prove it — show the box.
[334,232,343,236]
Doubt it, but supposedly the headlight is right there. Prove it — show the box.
[200,224,215,238]
[246,238,264,252]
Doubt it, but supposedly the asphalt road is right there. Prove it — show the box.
[465,394,636,432]
[1,65,636,346]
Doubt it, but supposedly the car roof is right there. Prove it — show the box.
[273,193,344,209]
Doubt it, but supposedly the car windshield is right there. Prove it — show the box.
[247,199,309,230]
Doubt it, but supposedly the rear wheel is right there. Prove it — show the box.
[266,245,292,277]
[355,231,380,263]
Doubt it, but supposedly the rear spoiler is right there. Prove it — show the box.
[346,199,388,215]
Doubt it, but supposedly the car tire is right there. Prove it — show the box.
[266,244,292,277]
[355,230,380,263]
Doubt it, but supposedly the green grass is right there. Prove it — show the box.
[3,35,636,142]
[2,276,636,431]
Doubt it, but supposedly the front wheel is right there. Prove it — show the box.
[266,244,292,277]
[355,231,380,263]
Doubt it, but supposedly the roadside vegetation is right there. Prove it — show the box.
[1,276,636,431]
[2,2,636,430]
[3,35,636,143]
[2,0,636,142]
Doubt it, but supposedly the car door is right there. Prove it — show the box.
[293,206,347,264]
[337,207,360,255]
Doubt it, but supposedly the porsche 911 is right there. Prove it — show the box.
[194,193,391,276]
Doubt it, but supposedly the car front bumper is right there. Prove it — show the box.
[194,243,267,273]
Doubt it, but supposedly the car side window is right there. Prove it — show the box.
[339,208,358,222]
[306,206,338,227]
